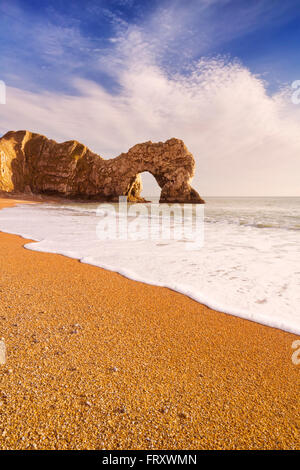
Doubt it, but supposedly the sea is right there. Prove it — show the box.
[0,197,299,335]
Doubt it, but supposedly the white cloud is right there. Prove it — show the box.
[1,55,300,197]
[105,0,300,68]
[1,1,300,197]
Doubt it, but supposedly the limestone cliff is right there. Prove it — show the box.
[0,130,204,203]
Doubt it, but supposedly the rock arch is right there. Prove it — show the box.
[0,130,205,203]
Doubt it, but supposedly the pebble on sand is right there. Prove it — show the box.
[0,340,6,365]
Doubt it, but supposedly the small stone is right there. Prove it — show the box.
[115,406,126,414]
[111,366,118,372]
[0,340,6,365]
[160,406,169,414]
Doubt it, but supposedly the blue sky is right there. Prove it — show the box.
[1,0,300,94]
[1,0,300,196]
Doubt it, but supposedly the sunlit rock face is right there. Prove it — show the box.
[0,130,204,203]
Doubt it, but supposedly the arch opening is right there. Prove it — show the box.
[139,171,161,202]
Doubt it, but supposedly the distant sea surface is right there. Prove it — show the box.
[0,197,299,334]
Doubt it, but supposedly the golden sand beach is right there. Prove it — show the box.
[0,197,299,450]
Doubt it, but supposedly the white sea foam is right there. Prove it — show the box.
[0,197,299,335]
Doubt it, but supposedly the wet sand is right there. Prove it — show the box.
[0,197,299,450]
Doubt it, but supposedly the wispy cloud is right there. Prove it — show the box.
[1,0,300,92]
[1,1,300,196]
[103,0,300,69]
[1,56,300,196]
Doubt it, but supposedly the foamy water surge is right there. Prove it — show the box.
[0,197,299,335]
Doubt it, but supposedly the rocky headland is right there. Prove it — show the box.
[0,130,204,203]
